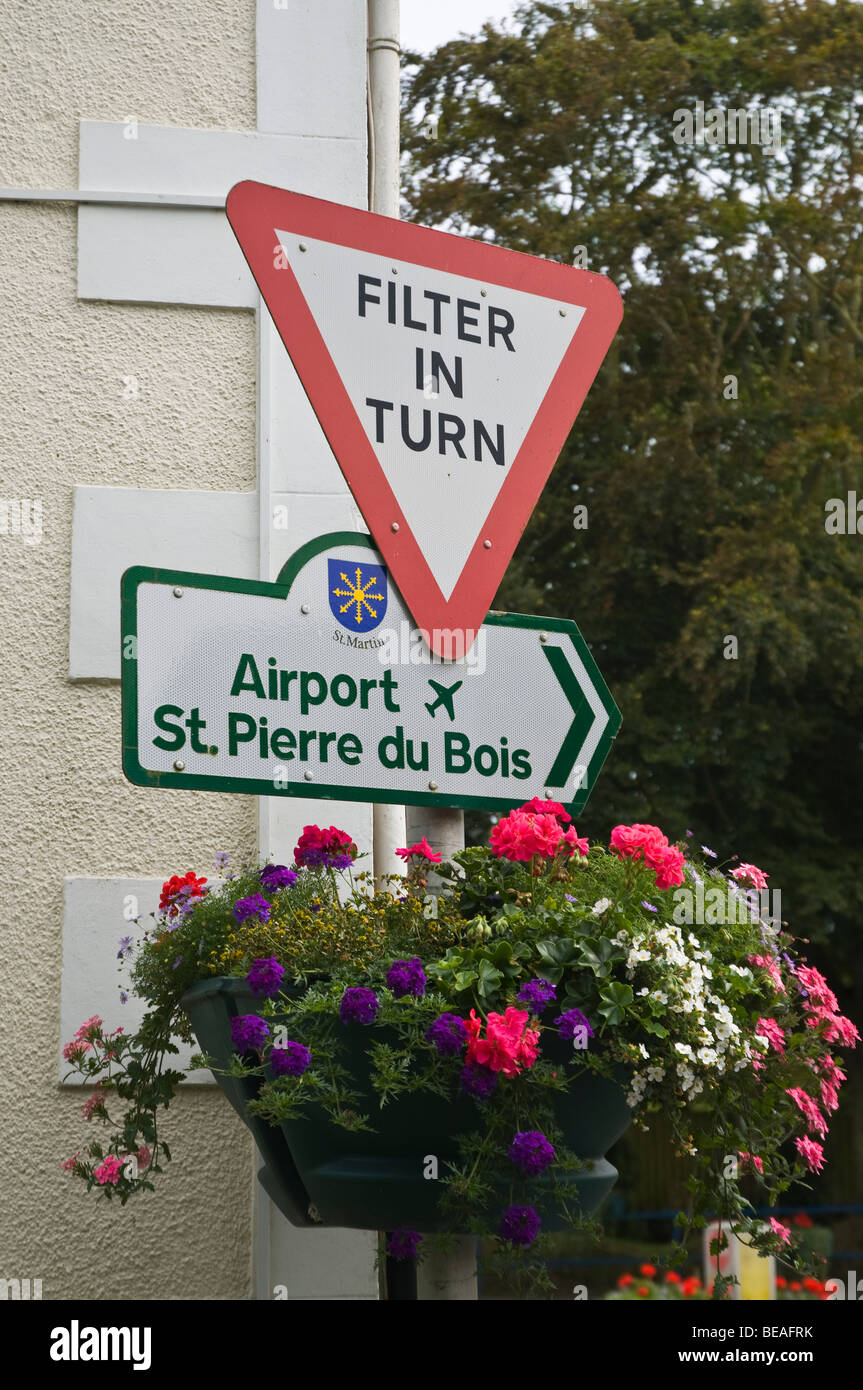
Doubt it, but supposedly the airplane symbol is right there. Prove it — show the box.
[425,678,463,721]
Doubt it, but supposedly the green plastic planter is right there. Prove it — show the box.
[181,977,632,1233]
[280,1023,632,1232]
[180,977,317,1227]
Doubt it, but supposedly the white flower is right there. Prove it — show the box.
[592,897,612,915]
[638,1043,650,1060]
[674,1042,693,1057]
[650,991,668,1005]
[697,1047,718,1067]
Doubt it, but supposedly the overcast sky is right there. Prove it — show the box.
[400,0,519,55]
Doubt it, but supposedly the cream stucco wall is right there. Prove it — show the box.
[0,2,261,1299]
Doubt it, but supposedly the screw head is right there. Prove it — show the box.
[428,780,438,791]
[172,587,183,597]
[391,522,400,533]
[539,632,548,643]
[392,267,398,274]
[480,288,488,297]
[173,759,185,771]
[298,243,307,252]
[559,309,567,317]
[301,603,310,614]
[483,539,492,549]
[304,771,313,782]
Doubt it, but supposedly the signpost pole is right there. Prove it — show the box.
[367,0,407,887]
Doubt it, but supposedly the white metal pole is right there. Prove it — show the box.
[366,2,475,1299]
[368,0,407,885]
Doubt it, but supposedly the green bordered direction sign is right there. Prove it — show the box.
[121,533,621,816]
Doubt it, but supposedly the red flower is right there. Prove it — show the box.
[159,871,208,919]
[665,1270,681,1284]
[489,806,580,862]
[639,1263,656,1277]
[465,1007,540,1077]
[617,1273,634,1289]
[792,1211,814,1228]
[775,1276,787,1289]
[637,1285,650,1298]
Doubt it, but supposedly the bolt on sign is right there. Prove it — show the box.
[226,183,623,656]
[121,534,621,817]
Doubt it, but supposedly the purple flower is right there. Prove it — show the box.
[508,1131,555,1176]
[685,829,693,837]
[172,956,183,970]
[119,990,129,1005]
[386,1227,422,1261]
[230,1014,270,1051]
[117,935,134,959]
[499,1204,541,1247]
[246,956,285,998]
[214,851,230,870]
[702,845,717,859]
[270,1042,311,1077]
[641,900,658,913]
[340,987,380,1026]
[386,957,427,999]
[425,1013,468,1056]
[233,894,271,925]
[260,864,298,892]
[460,1063,497,1100]
[555,1008,594,1042]
[517,978,557,1011]
[565,894,577,903]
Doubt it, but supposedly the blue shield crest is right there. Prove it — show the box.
[328,558,388,633]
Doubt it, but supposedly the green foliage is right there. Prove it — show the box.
[401,0,863,1036]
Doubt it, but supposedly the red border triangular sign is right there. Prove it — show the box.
[227,182,622,656]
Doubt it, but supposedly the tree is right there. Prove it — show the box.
[402,0,863,1180]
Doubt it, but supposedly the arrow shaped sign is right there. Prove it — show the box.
[226,183,623,656]
[122,533,621,817]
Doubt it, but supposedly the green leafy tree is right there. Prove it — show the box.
[402,0,863,1180]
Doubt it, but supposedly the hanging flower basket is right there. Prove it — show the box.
[61,809,859,1295]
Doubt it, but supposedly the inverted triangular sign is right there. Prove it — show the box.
[227,181,623,657]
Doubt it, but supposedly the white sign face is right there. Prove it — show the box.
[226,183,624,656]
[122,535,621,815]
[279,233,583,601]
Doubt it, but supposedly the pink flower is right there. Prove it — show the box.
[465,1007,540,1077]
[805,1007,860,1047]
[93,1155,123,1186]
[561,826,589,857]
[610,824,685,890]
[795,1136,825,1173]
[738,1151,764,1175]
[395,837,442,865]
[610,823,668,862]
[820,1055,846,1086]
[820,1080,840,1113]
[60,1151,81,1173]
[653,846,686,891]
[731,863,769,892]
[76,1015,104,1042]
[489,808,570,862]
[797,965,839,1012]
[748,955,786,995]
[81,1087,108,1121]
[62,1039,91,1062]
[136,1144,152,1170]
[519,796,571,823]
[770,1218,791,1244]
[755,1018,785,1054]
[786,1087,828,1138]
